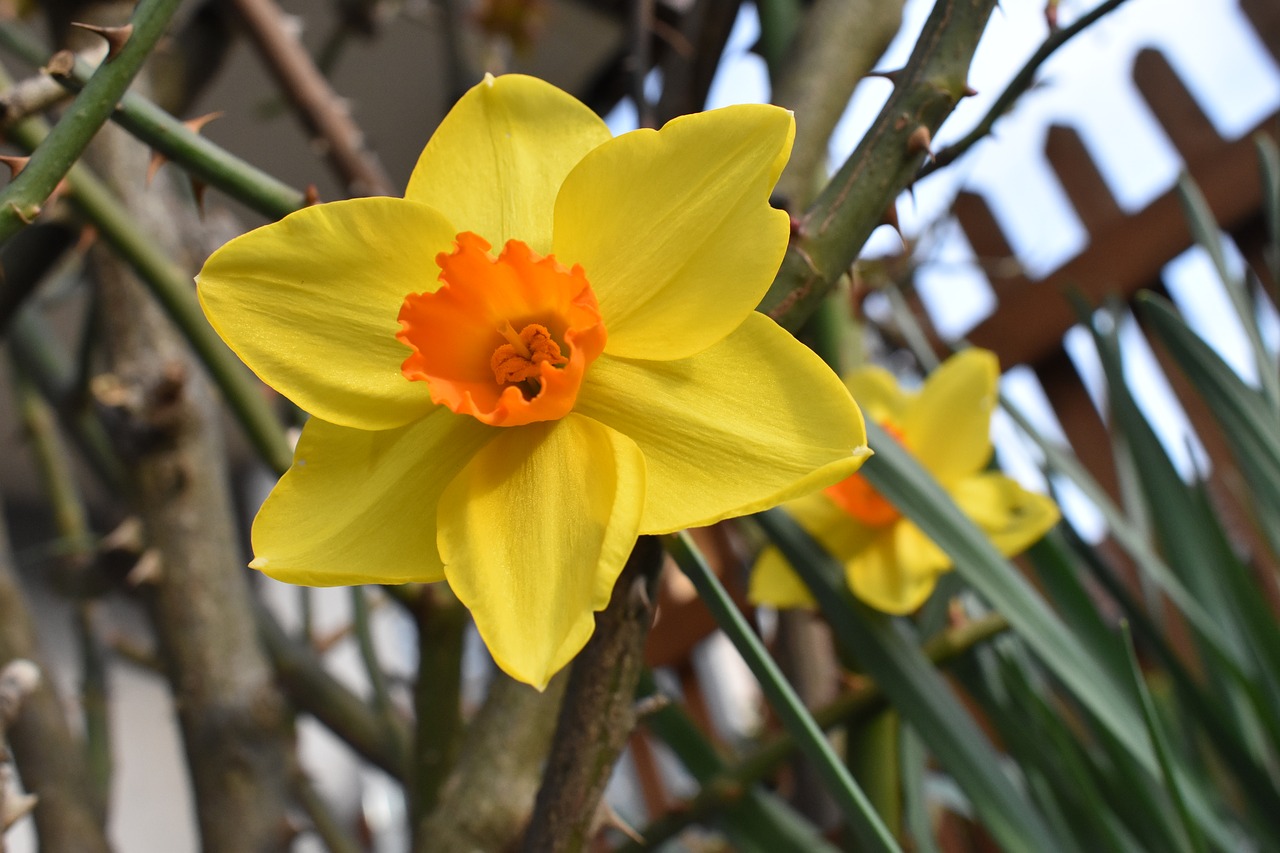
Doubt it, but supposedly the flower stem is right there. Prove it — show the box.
[0,19,305,219]
[665,531,902,853]
[522,536,664,853]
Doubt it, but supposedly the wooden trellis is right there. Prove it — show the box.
[926,0,1280,579]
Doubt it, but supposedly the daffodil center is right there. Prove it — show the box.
[825,421,905,527]
[491,321,568,395]
[396,232,608,428]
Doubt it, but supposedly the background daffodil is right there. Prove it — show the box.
[751,349,1059,615]
[197,74,869,689]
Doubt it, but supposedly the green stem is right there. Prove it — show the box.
[760,0,997,331]
[409,587,466,824]
[351,587,393,708]
[0,0,184,243]
[919,0,1132,179]
[0,65,294,475]
[0,23,305,220]
[665,532,901,853]
[629,613,1008,851]
[68,164,294,473]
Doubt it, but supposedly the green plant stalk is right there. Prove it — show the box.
[0,65,294,475]
[409,588,466,823]
[29,42,305,220]
[665,532,902,853]
[350,587,402,748]
[8,309,126,491]
[760,0,997,331]
[632,613,1009,850]
[69,163,293,473]
[1120,624,1207,853]
[0,0,183,243]
[635,670,842,853]
[12,370,111,815]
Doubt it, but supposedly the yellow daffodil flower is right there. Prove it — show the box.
[197,74,870,688]
[750,349,1059,615]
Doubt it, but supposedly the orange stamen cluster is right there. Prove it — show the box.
[825,422,906,527]
[397,232,606,427]
[491,321,567,386]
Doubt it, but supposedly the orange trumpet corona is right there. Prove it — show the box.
[397,232,607,427]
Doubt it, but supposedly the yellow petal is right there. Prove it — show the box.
[553,104,794,360]
[950,473,1060,556]
[902,349,999,483]
[198,198,456,430]
[748,493,875,609]
[845,366,907,426]
[405,74,610,254]
[437,413,645,689]
[847,522,949,615]
[576,312,869,534]
[250,410,495,586]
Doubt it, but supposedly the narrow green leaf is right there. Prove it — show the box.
[1257,134,1280,293]
[899,726,944,853]
[854,419,1238,848]
[666,533,902,853]
[635,671,841,853]
[753,509,1061,852]
[1138,292,1280,557]
[1120,624,1207,853]
[1000,392,1239,659]
[1061,523,1280,833]
[1175,172,1280,414]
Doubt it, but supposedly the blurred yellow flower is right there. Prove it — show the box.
[197,74,870,688]
[750,349,1059,615]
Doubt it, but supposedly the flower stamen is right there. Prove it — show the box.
[397,232,607,427]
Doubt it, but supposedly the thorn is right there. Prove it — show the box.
[126,548,163,586]
[962,84,979,98]
[1044,0,1060,31]
[69,22,133,61]
[881,201,901,235]
[600,800,645,845]
[633,693,671,719]
[43,50,76,78]
[906,125,935,162]
[101,516,144,556]
[190,178,208,215]
[304,184,321,206]
[0,155,28,180]
[74,224,99,255]
[45,177,71,210]
[789,213,804,240]
[148,112,223,186]
[867,68,902,84]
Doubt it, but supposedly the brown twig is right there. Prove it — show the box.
[415,669,568,852]
[228,0,394,196]
[521,536,664,852]
[0,512,111,853]
[772,0,907,208]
